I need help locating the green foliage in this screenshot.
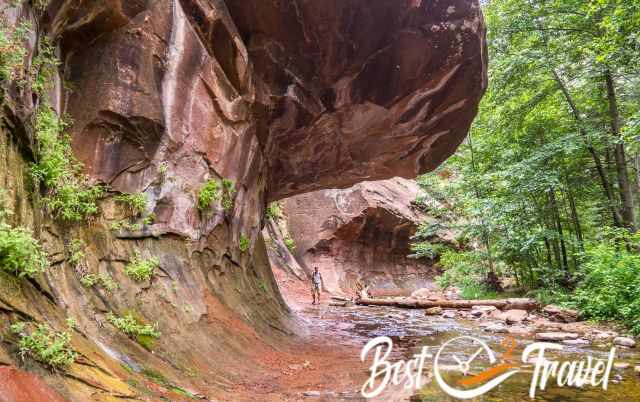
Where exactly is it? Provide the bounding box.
[68,239,84,267]
[435,250,488,295]
[142,213,155,225]
[158,162,167,176]
[570,229,640,334]
[197,179,220,212]
[124,250,159,282]
[140,368,198,398]
[221,179,236,211]
[111,220,143,232]
[98,273,119,292]
[80,273,98,288]
[32,106,104,222]
[12,323,77,369]
[107,312,160,339]
[114,193,146,217]
[239,234,249,252]
[284,236,296,252]
[0,21,28,84]
[408,241,447,261]
[265,202,282,220]
[413,0,640,334]
[197,178,236,213]
[0,222,47,278]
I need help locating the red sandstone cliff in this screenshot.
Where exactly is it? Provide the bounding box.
[0,0,486,399]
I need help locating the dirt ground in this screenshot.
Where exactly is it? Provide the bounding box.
[223,269,369,401]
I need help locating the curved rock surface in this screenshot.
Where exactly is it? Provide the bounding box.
[0,0,485,399]
[280,178,455,296]
[228,0,488,200]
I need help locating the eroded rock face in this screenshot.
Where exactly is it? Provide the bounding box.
[280,178,455,296]
[41,0,487,212]
[0,0,485,399]
[227,0,488,200]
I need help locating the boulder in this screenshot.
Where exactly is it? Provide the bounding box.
[502,309,529,325]
[561,339,591,346]
[442,310,456,319]
[412,288,434,299]
[472,305,498,314]
[484,323,508,333]
[613,337,637,348]
[508,326,534,336]
[425,307,443,316]
[281,178,449,296]
[543,305,579,323]
[535,332,579,342]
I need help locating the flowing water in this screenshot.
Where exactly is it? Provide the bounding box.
[298,305,640,401]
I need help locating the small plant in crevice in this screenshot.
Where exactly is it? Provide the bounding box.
[111,220,143,232]
[158,162,167,176]
[265,202,282,220]
[114,192,146,217]
[239,234,250,252]
[107,312,160,349]
[124,250,159,282]
[197,177,236,213]
[142,213,156,225]
[79,273,98,287]
[67,238,85,267]
[197,179,220,212]
[80,272,119,291]
[0,222,48,278]
[11,321,77,369]
[221,179,236,211]
[284,235,296,253]
[99,273,119,292]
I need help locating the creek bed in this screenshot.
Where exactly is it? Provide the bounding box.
[298,304,640,401]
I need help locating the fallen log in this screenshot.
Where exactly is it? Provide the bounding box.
[356,297,539,311]
[330,296,351,302]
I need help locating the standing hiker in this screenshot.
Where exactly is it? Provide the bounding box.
[311,267,323,305]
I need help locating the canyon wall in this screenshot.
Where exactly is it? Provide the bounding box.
[275,178,456,297]
[0,0,486,400]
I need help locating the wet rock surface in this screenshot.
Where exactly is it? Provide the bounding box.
[0,367,67,402]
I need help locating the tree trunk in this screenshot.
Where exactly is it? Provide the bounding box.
[552,70,622,227]
[356,297,539,311]
[634,153,640,206]
[605,70,636,231]
[548,189,569,281]
[564,184,583,252]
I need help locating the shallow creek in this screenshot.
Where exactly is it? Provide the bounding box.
[297,305,640,401]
